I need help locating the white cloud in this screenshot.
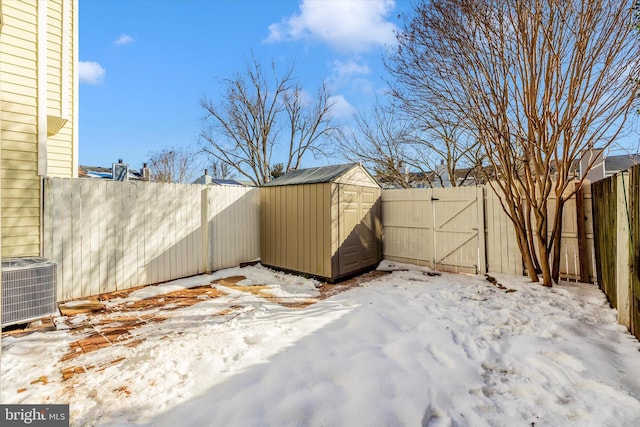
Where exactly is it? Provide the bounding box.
[266,0,398,52]
[328,95,356,119]
[113,34,134,46]
[331,59,371,80]
[79,61,106,85]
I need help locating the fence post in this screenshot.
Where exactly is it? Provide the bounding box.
[616,172,631,327]
[476,186,487,274]
[575,182,590,283]
[201,186,211,274]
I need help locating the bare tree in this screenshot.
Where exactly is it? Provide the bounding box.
[209,160,236,180]
[410,108,485,187]
[338,103,417,188]
[200,55,339,186]
[338,102,483,188]
[147,147,196,183]
[339,93,487,188]
[388,0,640,286]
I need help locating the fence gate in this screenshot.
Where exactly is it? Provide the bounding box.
[381,186,486,274]
[431,187,486,274]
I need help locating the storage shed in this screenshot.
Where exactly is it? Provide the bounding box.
[260,163,382,281]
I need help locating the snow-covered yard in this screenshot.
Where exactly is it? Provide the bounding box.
[2,261,640,426]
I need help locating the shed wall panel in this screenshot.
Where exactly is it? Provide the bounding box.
[261,182,337,278]
[335,166,379,188]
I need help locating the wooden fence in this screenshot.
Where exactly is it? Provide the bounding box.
[43,177,597,302]
[43,178,259,301]
[592,165,640,340]
[381,182,595,281]
[631,165,640,339]
[382,186,487,275]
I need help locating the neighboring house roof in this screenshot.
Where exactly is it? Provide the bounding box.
[375,164,490,189]
[262,163,365,187]
[79,165,146,181]
[192,174,246,186]
[211,178,245,186]
[605,154,640,174]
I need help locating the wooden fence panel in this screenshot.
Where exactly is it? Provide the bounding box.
[381,187,484,274]
[545,182,596,282]
[383,183,594,280]
[592,176,618,308]
[630,165,640,339]
[44,179,260,301]
[484,186,523,275]
[432,186,485,274]
[381,189,433,267]
[207,186,260,271]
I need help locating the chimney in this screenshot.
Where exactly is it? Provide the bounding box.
[204,169,208,176]
[112,159,129,181]
[141,162,150,181]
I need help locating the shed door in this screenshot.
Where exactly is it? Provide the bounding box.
[338,185,381,276]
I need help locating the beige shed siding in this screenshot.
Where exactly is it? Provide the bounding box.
[260,164,382,280]
[334,166,379,188]
[261,183,333,278]
[1,0,41,257]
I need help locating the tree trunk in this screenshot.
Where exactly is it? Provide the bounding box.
[534,201,553,287]
[524,202,542,274]
[514,221,539,282]
[538,238,553,287]
[551,198,565,284]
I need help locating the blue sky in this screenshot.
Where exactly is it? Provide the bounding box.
[79,0,409,171]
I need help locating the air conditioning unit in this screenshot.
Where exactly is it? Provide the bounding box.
[2,257,57,327]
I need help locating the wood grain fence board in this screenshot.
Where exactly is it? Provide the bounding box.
[631,170,636,331]
[147,183,159,285]
[96,181,107,294]
[60,180,73,297]
[69,179,81,299]
[87,180,100,297]
[592,176,617,307]
[79,180,92,297]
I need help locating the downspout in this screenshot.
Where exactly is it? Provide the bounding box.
[38,0,49,256]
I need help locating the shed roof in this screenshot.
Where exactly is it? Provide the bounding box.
[262,163,368,187]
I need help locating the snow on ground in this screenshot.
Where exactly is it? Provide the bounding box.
[2,261,640,426]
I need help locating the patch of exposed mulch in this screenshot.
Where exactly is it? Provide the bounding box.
[217,276,318,308]
[317,270,391,300]
[218,270,392,309]
[7,270,391,384]
[57,284,230,380]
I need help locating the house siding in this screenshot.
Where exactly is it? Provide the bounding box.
[46,0,76,178]
[0,0,77,257]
